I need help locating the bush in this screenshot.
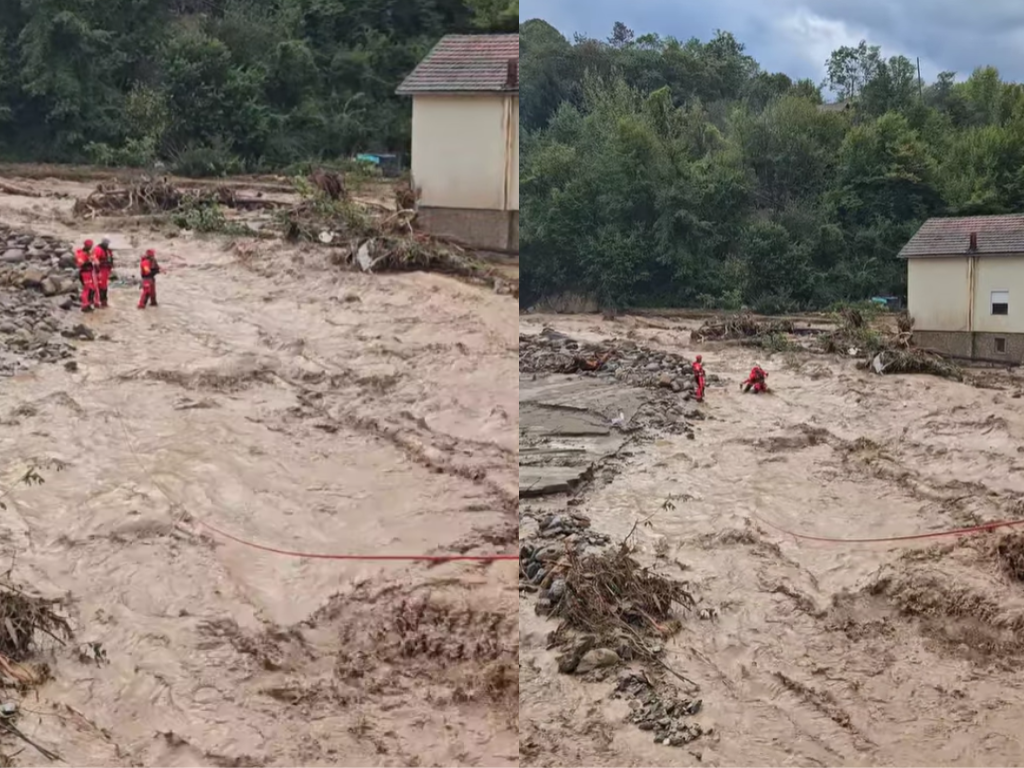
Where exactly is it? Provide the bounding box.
[172,201,250,234]
[84,137,159,168]
[171,144,245,178]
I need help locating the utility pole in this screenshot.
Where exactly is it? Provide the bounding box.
[917,57,924,100]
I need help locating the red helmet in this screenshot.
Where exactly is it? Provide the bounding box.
[83,239,93,248]
[145,249,155,257]
[695,354,702,362]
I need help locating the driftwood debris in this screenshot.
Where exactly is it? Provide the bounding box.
[72,179,285,218]
[0,181,41,198]
[309,169,346,200]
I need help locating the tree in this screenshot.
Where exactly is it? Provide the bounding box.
[0,0,488,169]
[521,20,1024,311]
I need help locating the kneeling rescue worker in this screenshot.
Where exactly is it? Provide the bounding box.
[742,362,768,393]
[94,238,114,308]
[75,239,98,312]
[692,354,706,402]
[138,249,160,309]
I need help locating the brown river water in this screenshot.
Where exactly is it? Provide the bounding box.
[521,313,1024,768]
[0,186,518,766]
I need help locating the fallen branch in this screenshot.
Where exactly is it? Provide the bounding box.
[0,181,41,198]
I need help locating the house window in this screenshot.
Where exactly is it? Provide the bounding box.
[996,337,1007,353]
[992,290,1009,315]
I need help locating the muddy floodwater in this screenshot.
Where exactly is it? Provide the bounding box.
[520,313,1024,767]
[0,185,517,766]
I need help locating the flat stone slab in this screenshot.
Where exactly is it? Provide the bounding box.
[519,374,644,497]
[519,466,591,497]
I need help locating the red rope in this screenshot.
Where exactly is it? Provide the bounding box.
[195,519,517,562]
[750,511,1024,544]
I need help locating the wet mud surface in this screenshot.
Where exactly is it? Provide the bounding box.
[520,313,1024,767]
[0,183,517,766]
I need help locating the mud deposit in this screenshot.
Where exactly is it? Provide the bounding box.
[0,180,517,766]
[520,313,1024,767]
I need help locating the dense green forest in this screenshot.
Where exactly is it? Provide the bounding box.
[0,0,517,175]
[520,18,1024,312]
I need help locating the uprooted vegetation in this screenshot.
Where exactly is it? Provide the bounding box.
[68,174,517,292]
[71,178,282,219]
[279,181,495,280]
[690,314,795,344]
[820,308,963,380]
[530,538,696,675]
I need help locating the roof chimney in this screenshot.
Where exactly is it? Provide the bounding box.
[506,59,518,89]
[969,231,978,252]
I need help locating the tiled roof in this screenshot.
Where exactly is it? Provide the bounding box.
[899,214,1024,258]
[396,34,519,95]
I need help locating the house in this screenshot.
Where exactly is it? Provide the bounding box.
[396,34,518,253]
[900,214,1024,360]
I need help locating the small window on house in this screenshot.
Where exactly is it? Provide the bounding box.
[992,290,1009,315]
[996,337,1007,354]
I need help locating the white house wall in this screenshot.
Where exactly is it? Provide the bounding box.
[972,256,1024,333]
[411,94,505,210]
[907,257,970,332]
[509,96,518,211]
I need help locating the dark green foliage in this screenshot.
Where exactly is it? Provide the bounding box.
[0,0,516,170]
[521,20,1024,311]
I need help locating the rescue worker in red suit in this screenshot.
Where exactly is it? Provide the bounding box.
[742,363,768,394]
[692,354,706,402]
[75,239,98,312]
[138,249,160,309]
[94,238,114,308]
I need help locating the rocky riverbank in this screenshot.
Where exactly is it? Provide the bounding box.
[0,224,95,375]
[519,328,708,757]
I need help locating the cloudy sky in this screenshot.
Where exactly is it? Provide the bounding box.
[520,0,1024,84]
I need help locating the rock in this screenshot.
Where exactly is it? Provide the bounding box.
[20,268,47,290]
[61,324,95,341]
[548,577,566,601]
[1,249,25,264]
[575,648,620,674]
[58,252,76,269]
[63,361,78,372]
[657,372,674,388]
[40,277,61,296]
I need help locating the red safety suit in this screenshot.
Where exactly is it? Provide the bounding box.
[743,366,768,394]
[75,245,97,312]
[138,251,160,309]
[94,244,114,307]
[692,357,706,402]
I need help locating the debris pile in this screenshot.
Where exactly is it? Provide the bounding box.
[819,307,963,380]
[0,573,75,762]
[72,179,282,218]
[542,541,696,666]
[520,329,696,392]
[309,169,346,200]
[690,314,795,343]
[616,672,705,748]
[279,191,505,286]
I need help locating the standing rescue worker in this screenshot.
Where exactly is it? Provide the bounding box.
[742,362,768,394]
[75,239,98,312]
[138,249,160,309]
[94,238,114,308]
[692,354,706,402]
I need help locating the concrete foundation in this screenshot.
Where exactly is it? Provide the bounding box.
[914,330,1024,363]
[418,206,517,252]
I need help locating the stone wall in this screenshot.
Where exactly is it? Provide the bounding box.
[913,329,1024,363]
[417,206,517,252]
